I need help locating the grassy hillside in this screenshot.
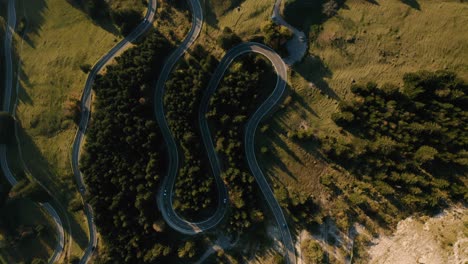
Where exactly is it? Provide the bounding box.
[198,0,274,58]
[252,0,468,260]
[0,199,57,263]
[9,0,122,258]
[266,0,468,196]
[255,0,468,259]
[208,0,246,17]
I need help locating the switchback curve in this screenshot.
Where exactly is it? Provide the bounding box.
[154,0,228,235]
[153,2,296,263]
[200,42,296,264]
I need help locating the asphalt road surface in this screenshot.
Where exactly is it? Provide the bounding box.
[205,42,296,264]
[154,0,229,235]
[70,0,157,263]
[154,2,296,263]
[3,0,299,263]
[1,0,64,263]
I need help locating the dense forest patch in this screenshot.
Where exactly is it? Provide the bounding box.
[291,71,467,216]
[164,46,218,220]
[81,29,202,263]
[207,54,276,233]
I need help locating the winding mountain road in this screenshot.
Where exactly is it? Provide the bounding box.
[154,0,229,235]
[1,0,64,263]
[202,42,296,264]
[4,0,300,263]
[272,0,307,65]
[71,0,157,263]
[242,45,296,264]
[154,1,296,263]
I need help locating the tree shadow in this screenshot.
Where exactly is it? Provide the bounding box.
[400,0,421,10]
[64,0,120,36]
[364,0,380,5]
[15,57,33,106]
[203,0,247,29]
[12,126,89,250]
[260,141,298,181]
[289,89,318,118]
[316,216,347,247]
[17,0,48,49]
[265,118,303,165]
[17,79,33,106]
[1,198,56,262]
[293,55,340,100]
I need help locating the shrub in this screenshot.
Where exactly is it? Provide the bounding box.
[218,27,242,50]
[79,63,91,73]
[111,9,143,36]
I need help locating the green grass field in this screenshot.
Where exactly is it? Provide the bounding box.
[0,199,57,263]
[259,0,468,217]
[8,0,122,259]
[15,0,118,179]
[198,0,274,58]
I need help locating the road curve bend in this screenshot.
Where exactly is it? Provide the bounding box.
[1,0,65,263]
[71,0,157,263]
[201,42,296,264]
[272,0,307,65]
[154,0,229,235]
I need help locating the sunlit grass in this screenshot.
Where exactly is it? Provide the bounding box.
[261,0,468,197]
[12,0,120,258]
